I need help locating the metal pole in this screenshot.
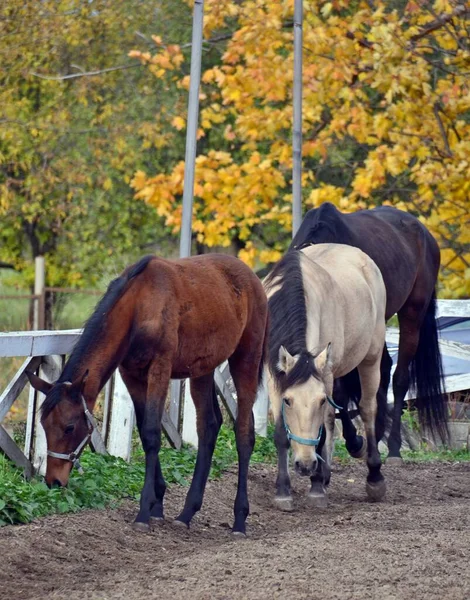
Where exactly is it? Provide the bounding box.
[174,0,204,432]
[33,256,45,330]
[179,0,204,259]
[292,0,303,237]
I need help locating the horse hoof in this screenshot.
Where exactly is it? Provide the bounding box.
[307,492,328,508]
[349,437,367,459]
[150,516,164,527]
[231,530,246,538]
[386,456,404,467]
[273,496,294,512]
[132,521,150,533]
[173,518,189,529]
[366,480,386,502]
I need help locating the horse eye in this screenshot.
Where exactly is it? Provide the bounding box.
[64,424,75,435]
[320,397,326,406]
[283,398,292,408]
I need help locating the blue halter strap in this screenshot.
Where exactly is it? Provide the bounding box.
[281,395,343,447]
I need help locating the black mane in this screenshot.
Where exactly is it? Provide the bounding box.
[290,202,353,251]
[41,255,155,418]
[265,251,319,392]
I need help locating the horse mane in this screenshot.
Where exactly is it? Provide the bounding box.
[290,202,353,250]
[41,255,155,419]
[265,251,319,392]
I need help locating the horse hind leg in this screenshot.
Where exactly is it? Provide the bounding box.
[334,373,367,459]
[228,342,263,535]
[388,311,421,463]
[357,358,386,502]
[174,372,222,528]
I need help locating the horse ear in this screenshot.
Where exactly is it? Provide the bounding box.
[25,371,53,395]
[314,343,332,372]
[278,346,298,374]
[70,369,89,395]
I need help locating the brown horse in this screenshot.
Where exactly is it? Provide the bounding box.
[27,254,268,535]
[291,202,447,461]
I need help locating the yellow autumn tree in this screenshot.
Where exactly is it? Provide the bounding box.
[131,0,470,296]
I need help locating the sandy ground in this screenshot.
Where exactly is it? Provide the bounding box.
[2,461,470,600]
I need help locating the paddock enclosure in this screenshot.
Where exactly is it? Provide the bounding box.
[2,461,470,600]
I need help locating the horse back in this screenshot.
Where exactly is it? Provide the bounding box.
[300,244,386,376]
[126,254,267,378]
[291,203,440,317]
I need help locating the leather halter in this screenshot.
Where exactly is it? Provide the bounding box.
[281,395,343,448]
[47,396,96,475]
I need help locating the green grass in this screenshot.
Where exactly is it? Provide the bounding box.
[0,424,277,526]
[333,438,470,464]
[2,421,468,527]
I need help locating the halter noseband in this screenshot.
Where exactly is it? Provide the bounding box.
[281,395,343,449]
[47,396,96,475]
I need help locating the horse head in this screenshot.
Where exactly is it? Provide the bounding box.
[26,370,92,487]
[275,344,334,476]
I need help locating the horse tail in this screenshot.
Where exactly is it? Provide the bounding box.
[410,291,448,442]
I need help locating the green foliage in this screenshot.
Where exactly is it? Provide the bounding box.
[0,0,185,287]
[0,424,277,526]
[2,421,467,527]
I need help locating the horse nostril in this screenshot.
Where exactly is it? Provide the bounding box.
[52,479,63,488]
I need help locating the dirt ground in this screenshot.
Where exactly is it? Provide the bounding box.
[2,461,470,600]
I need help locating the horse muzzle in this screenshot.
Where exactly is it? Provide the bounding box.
[294,457,317,477]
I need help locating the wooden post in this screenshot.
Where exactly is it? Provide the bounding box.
[32,354,62,475]
[182,380,199,447]
[107,370,135,461]
[169,379,182,430]
[253,377,269,437]
[33,256,45,330]
[292,0,303,236]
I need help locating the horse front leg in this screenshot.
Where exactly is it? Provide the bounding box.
[273,417,293,512]
[308,406,335,508]
[132,359,171,532]
[357,360,386,502]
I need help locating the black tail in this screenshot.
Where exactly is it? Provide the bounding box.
[410,292,448,442]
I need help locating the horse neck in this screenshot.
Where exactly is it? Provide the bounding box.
[61,300,135,407]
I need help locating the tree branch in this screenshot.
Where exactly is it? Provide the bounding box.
[31,63,142,81]
[411,3,468,49]
[433,101,453,158]
[410,4,468,42]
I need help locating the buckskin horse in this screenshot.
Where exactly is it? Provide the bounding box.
[290,202,447,461]
[27,253,268,536]
[264,243,387,510]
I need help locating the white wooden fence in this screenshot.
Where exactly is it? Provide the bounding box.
[385,299,470,401]
[0,329,268,477]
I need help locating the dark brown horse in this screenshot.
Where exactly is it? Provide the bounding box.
[27,254,268,535]
[290,202,447,461]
